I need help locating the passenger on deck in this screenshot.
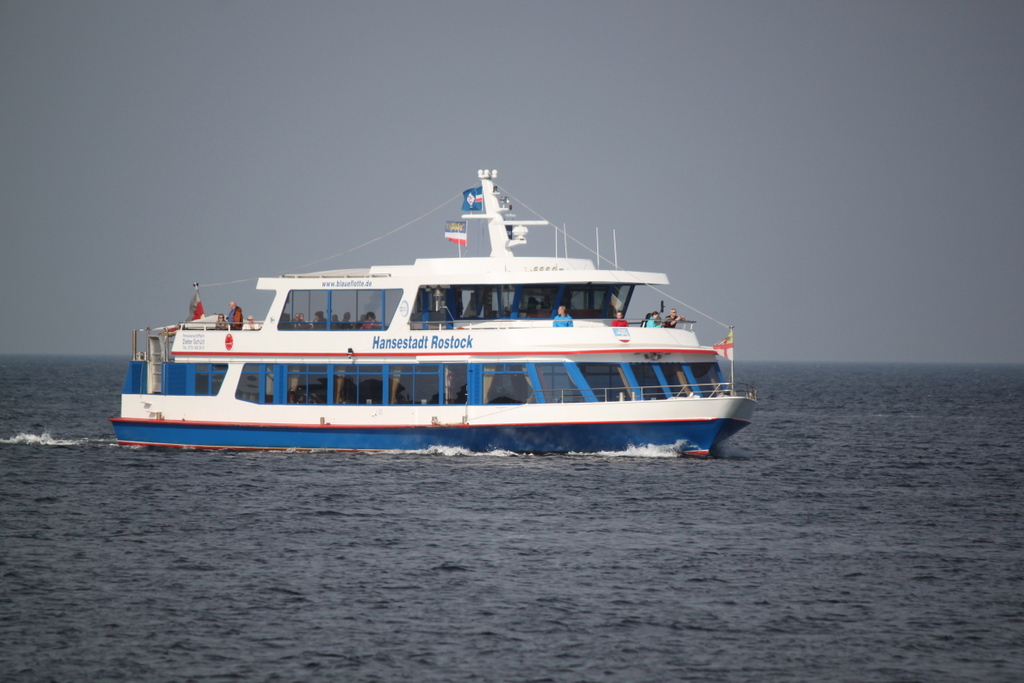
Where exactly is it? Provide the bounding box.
[611,310,629,327]
[643,312,662,328]
[228,301,243,330]
[663,308,686,328]
[361,312,381,330]
[553,305,573,328]
[244,316,261,330]
[215,314,228,330]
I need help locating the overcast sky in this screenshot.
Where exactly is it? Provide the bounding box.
[2,1,1021,363]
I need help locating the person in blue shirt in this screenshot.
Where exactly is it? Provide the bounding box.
[643,311,662,328]
[553,305,573,328]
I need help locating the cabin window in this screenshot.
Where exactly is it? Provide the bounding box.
[287,365,329,404]
[687,363,724,397]
[577,363,631,401]
[519,285,560,319]
[409,283,637,328]
[656,362,692,397]
[412,286,452,328]
[451,285,512,320]
[236,363,275,404]
[482,364,536,404]
[278,289,402,331]
[534,363,585,403]
[230,360,720,406]
[561,285,611,319]
[630,363,670,400]
[444,364,468,404]
[194,364,228,396]
[609,285,634,317]
[389,365,441,405]
[333,365,384,405]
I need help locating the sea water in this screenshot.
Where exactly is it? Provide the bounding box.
[1,357,1022,682]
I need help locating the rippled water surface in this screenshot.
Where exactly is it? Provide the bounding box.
[2,357,1022,681]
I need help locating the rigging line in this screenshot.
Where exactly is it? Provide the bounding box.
[510,193,626,267]
[196,277,258,287]
[197,194,460,287]
[278,192,462,275]
[644,283,730,330]
[508,192,731,330]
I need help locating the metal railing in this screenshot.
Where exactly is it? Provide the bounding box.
[177,320,265,331]
[408,318,697,331]
[148,318,695,333]
[486,382,757,405]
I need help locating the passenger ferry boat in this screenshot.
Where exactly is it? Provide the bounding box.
[111,170,756,455]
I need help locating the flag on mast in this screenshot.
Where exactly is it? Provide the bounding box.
[445,221,468,246]
[462,187,483,211]
[189,285,205,320]
[713,329,734,360]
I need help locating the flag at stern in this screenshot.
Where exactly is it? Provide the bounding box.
[189,284,205,320]
[713,329,734,361]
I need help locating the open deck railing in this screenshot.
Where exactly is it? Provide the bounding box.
[176,321,265,331]
[142,318,694,334]
[408,318,696,331]
[490,382,757,404]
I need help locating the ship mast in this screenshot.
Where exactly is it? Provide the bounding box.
[462,169,549,258]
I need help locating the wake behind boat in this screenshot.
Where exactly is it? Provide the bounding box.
[111,170,756,455]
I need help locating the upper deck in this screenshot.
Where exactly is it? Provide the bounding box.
[147,170,710,362]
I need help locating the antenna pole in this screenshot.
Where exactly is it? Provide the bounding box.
[730,326,735,393]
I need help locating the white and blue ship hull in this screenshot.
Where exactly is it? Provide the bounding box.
[110,416,750,454]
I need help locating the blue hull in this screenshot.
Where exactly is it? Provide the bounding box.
[110,418,750,455]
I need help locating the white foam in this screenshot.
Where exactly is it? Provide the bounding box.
[389,443,691,458]
[579,441,690,458]
[386,445,516,458]
[1,432,82,447]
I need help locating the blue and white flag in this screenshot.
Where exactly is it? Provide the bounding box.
[445,221,468,246]
[462,187,483,211]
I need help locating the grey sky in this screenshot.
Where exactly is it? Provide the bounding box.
[2,1,1021,363]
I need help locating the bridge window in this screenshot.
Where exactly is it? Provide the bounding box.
[561,285,611,319]
[519,285,560,319]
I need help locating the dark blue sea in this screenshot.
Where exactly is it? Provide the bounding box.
[2,357,1022,682]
